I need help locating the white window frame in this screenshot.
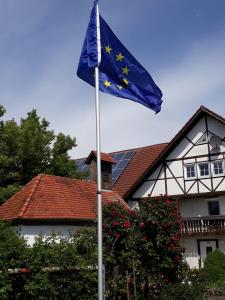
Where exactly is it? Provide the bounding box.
[184,163,196,180]
[197,162,210,178]
[212,160,224,177]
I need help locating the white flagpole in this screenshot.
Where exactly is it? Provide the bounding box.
[95,2,104,300]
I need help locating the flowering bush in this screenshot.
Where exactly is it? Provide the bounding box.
[103,196,186,298]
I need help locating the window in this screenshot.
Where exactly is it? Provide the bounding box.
[208,201,220,215]
[185,164,196,179]
[198,163,210,177]
[213,160,224,176]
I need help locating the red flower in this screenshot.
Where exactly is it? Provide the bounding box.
[165,199,171,204]
[171,234,179,241]
[163,223,170,230]
[112,221,120,227]
[123,220,131,228]
[115,232,120,238]
[168,242,175,250]
[139,222,145,229]
[175,255,181,262]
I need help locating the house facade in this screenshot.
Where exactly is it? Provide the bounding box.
[127,106,225,268]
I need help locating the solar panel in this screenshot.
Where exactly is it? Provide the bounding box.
[75,150,135,184]
[111,150,135,183]
[75,158,89,173]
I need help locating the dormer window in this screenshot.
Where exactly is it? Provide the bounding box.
[185,164,196,179]
[212,160,224,176]
[198,162,210,178]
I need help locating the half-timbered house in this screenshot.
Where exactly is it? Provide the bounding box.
[126,106,225,268]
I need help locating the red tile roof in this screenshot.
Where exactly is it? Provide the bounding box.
[112,143,168,199]
[0,174,129,221]
[85,151,116,164]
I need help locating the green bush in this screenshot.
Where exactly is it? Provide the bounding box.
[204,249,225,283]
[160,282,204,300]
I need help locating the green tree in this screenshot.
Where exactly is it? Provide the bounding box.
[0,106,85,204]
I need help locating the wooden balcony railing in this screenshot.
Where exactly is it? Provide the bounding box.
[181,215,225,235]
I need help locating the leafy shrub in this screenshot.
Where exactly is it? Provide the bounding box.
[160,282,204,300]
[204,249,225,283]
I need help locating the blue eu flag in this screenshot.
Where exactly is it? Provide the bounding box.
[77,0,163,113]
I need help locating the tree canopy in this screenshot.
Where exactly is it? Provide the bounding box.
[0,106,85,204]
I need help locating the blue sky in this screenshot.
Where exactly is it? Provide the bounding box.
[1,0,225,158]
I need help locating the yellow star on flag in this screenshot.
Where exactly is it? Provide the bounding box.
[116,53,124,62]
[105,45,112,54]
[103,80,111,88]
[123,78,129,86]
[122,66,130,75]
[117,85,123,90]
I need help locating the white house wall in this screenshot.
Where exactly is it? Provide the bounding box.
[180,196,225,218]
[14,224,81,246]
[181,235,225,269]
[180,237,199,269]
[167,139,192,160]
[208,117,225,149]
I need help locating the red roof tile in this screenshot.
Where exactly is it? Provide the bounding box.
[85,151,116,164]
[0,174,129,221]
[112,143,168,199]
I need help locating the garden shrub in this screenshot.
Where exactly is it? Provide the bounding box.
[203,249,225,283]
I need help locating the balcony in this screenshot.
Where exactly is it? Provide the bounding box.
[181,215,225,235]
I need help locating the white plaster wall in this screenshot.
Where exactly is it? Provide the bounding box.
[133,181,155,198]
[167,160,183,177]
[215,180,225,192]
[147,164,163,180]
[14,225,81,246]
[208,117,225,152]
[151,180,166,197]
[218,196,225,214]
[167,179,183,195]
[180,196,225,218]
[186,144,208,157]
[181,235,225,269]
[167,139,192,160]
[186,117,206,144]
[180,237,199,269]
[218,238,225,253]
[187,182,198,194]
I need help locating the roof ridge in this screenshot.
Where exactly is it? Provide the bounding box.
[109,142,168,154]
[18,174,43,218]
[76,143,169,160]
[40,173,96,185]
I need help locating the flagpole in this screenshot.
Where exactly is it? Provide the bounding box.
[95,2,104,300]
